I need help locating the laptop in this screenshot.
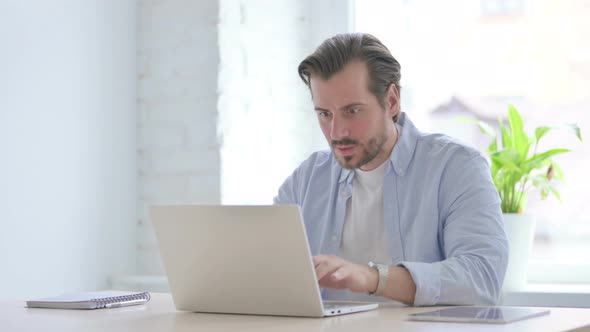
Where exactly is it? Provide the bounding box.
[151,204,378,317]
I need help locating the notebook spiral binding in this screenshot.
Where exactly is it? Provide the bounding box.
[91,292,151,309]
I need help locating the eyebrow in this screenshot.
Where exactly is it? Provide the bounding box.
[314,102,367,112]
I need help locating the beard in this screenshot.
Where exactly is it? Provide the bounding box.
[331,128,389,170]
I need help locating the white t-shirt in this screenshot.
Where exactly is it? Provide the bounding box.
[328,160,392,302]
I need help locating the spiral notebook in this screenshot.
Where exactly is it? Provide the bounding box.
[26,292,151,310]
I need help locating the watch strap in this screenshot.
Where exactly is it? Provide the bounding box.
[368,261,388,296]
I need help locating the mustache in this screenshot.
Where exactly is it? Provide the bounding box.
[331,139,359,146]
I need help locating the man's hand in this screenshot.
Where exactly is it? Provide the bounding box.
[312,255,378,294]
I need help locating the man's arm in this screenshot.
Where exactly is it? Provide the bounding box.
[274,170,299,205]
[400,154,508,305]
[314,153,508,306]
[313,255,416,304]
[377,266,416,304]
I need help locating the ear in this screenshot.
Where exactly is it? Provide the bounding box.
[385,84,400,119]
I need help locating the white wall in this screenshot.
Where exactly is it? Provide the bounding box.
[136,0,354,209]
[219,0,353,204]
[0,0,136,300]
[136,0,221,275]
[128,0,353,281]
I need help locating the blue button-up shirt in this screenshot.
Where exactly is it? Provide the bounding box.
[274,113,508,306]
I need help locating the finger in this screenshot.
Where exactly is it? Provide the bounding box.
[315,259,339,281]
[312,255,327,268]
[314,256,343,281]
[319,265,352,289]
[321,263,371,293]
[319,272,346,289]
[330,264,354,283]
[313,254,339,267]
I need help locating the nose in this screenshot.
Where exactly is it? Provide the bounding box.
[329,116,350,141]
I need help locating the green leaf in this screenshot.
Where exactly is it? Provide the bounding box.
[559,123,583,142]
[524,148,571,171]
[488,136,498,154]
[549,185,562,201]
[455,117,497,138]
[532,174,551,199]
[541,187,549,200]
[532,173,548,186]
[530,173,563,202]
[491,147,522,166]
[552,162,565,181]
[535,126,551,143]
[493,163,525,198]
[478,121,496,138]
[500,120,511,149]
[462,102,582,213]
[535,124,582,143]
[508,104,531,160]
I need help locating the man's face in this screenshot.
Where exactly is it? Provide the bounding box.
[310,61,399,170]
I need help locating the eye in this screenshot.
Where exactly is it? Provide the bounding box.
[346,108,360,115]
[316,111,331,118]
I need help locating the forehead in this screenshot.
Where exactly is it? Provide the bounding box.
[309,60,372,108]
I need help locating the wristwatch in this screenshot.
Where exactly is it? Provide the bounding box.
[368,261,388,296]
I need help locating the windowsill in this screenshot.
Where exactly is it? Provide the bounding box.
[111,275,590,308]
[109,275,170,293]
[502,283,590,308]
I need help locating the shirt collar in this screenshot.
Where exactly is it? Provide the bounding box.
[389,112,419,177]
[337,112,419,183]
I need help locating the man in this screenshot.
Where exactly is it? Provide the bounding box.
[274,33,508,306]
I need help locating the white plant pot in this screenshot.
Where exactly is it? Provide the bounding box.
[502,213,536,292]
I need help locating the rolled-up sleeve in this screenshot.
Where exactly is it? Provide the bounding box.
[400,154,508,306]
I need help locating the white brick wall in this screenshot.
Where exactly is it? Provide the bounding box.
[218,0,328,205]
[134,0,351,278]
[137,0,220,275]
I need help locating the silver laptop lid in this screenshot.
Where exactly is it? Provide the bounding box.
[151,205,326,317]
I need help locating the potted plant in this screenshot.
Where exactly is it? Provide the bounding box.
[469,104,582,291]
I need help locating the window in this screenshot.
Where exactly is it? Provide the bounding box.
[356,0,590,283]
[481,0,524,17]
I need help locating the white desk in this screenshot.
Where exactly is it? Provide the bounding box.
[2,293,590,332]
[110,275,590,308]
